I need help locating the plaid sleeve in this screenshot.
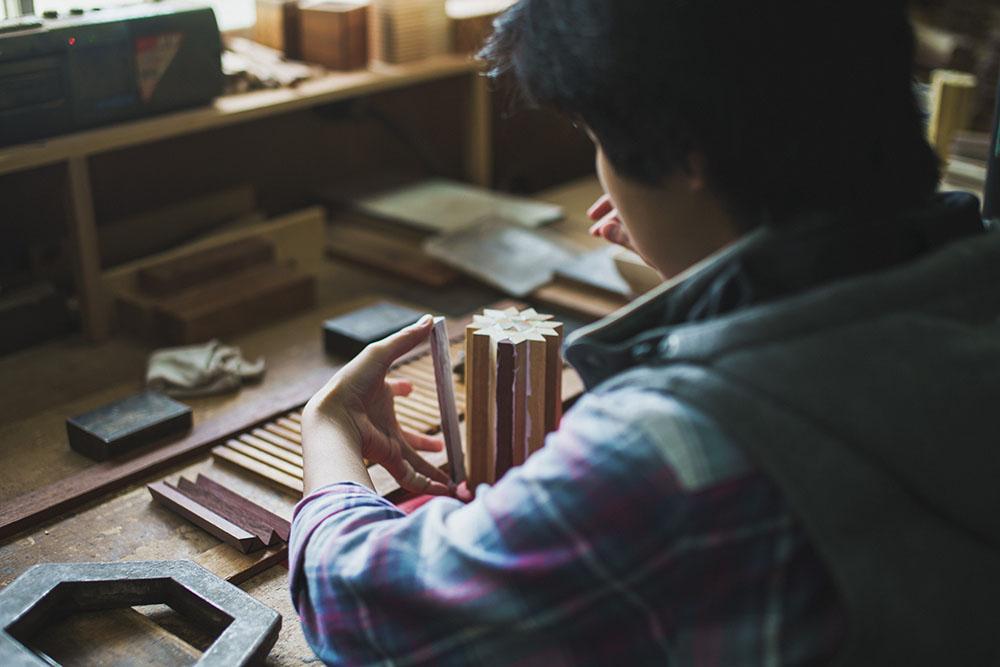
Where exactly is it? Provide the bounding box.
[289,388,763,665]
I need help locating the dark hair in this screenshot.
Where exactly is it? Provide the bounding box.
[481,0,941,228]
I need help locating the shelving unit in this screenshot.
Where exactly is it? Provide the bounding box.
[0,54,492,340]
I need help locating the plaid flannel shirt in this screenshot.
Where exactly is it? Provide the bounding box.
[290,386,844,665]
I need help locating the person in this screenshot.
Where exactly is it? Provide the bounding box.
[290,1,1000,664]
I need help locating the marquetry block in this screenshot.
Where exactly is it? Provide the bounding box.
[67,391,192,461]
[465,307,563,489]
[254,0,302,59]
[300,1,369,70]
[369,0,448,64]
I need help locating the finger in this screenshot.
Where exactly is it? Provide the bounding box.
[587,194,614,221]
[362,314,434,368]
[402,445,452,488]
[402,429,445,452]
[588,208,620,237]
[387,379,413,397]
[455,481,474,502]
[398,458,452,496]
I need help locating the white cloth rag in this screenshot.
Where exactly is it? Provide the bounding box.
[146,340,265,397]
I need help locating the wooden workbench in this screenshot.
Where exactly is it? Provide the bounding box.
[0,177,605,665]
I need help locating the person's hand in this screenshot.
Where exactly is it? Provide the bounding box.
[587,194,636,252]
[303,315,453,496]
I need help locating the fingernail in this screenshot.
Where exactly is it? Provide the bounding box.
[417,314,433,326]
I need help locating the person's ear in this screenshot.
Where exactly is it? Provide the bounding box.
[683,151,708,191]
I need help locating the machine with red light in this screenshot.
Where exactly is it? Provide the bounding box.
[0,2,222,147]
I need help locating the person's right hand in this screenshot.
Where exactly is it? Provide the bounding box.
[587,194,636,253]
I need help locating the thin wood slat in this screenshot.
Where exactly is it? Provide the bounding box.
[175,477,282,546]
[147,481,264,553]
[195,473,291,541]
[194,543,289,586]
[224,439,304,479]
[212,446,304,494]
[238,433,304,467]
[430,317,465,484]
[251,427,302,454]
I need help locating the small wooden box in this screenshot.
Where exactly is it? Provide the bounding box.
[300,2,369,71]
[67,392,192,461]
[254,0,302,59]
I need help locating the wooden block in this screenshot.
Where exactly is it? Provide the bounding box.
[147,480,265,553]
[137,237,276,297]
[195,473,291,541]
[176,476,282,546]
[99,186,258,268]
[448,1,509,54]
[153,263,316,344]
[300,2,369,71]
[326,223,459,287]
[323,301,424,357]
[494,339,515,480]
[928,69,978,163]
[194,543,289,585]
[430,317,465,483]
[67,392,192,461]
[254,0,302,58]
[105,206,326,334]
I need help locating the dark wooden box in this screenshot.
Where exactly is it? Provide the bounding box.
[67,391,193,461]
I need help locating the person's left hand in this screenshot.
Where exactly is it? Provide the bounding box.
[303,314,453,496]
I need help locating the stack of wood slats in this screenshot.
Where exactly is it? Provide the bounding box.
[370,0,448,64]
[148,473,291,554]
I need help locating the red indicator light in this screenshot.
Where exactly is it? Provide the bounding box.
[68,37,76,46]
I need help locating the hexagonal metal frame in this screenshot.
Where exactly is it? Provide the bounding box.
[0,560,281,666]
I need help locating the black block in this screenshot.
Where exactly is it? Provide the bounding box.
[323,301,424,358]
[66,391,192,461]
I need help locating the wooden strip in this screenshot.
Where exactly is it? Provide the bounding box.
[393,401,437,423]
[225,440,304,478]
[147,481,264,553]
[251,427,302,454]
[467,326,494,488]
[276,417,301,433]
[544,323,565,434]
[212,446,304,494]
[526,336,548,455]
[264,423,302,444]
[0,301,520,540]
[401,390,441,410]
[512,338,529,467]
[398,415,433,433]
[238,434,304,467]
[287,412,302,422]
[194,543,289,586]
[176,476,281,546]
[195,473,291,541]
[495,339,515,481]
[430,317,466,484]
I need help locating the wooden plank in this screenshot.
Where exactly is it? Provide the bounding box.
[176,476,282,546]
[212,446,305,495]
[0,56,481,177]
[276,417,301,433]
[66,156,108,341]
[511,338,528,467]
[430,317,466,483]
[264,423,302,444]
[147,481,264,553]
[326,223,459,287]
[239,433,304,466]
[137,237,275,297]
[223,440,304,479]
[154,263,317,344]
[525,335,547,455]
[99,186,259,268]
[195,473,291,541]
[251,427,302,454]
[464,70,493,187]
[928,70,978,163]
[194,542,289,586]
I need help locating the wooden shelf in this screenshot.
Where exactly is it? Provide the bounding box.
[0,54,481,177]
